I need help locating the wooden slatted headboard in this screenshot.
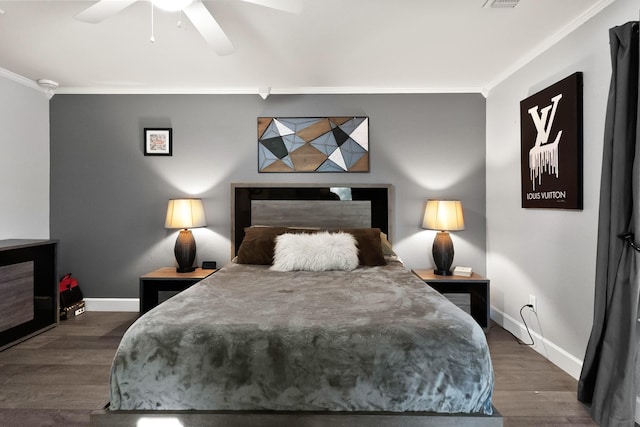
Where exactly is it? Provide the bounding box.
[231,183,393,257]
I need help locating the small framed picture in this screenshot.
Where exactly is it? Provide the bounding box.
[144,128,172,156]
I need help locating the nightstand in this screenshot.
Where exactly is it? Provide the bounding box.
[139,267,215,314]
[412,268,490,330]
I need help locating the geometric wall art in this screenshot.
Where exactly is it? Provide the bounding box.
[520,72,583,209]
[258,117,369,172]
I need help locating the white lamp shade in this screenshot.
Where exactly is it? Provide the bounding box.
[422,200,465,231]
[165,199,206,229]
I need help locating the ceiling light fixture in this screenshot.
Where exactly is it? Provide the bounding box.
[151,0,193,12]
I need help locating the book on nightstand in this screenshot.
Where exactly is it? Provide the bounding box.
[452,266,473,277]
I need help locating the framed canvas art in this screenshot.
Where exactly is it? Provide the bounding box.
[258,117,369,172]
[520,73,583,209]
[144,128,172,156]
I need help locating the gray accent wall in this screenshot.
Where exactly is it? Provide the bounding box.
[50,94,486,298]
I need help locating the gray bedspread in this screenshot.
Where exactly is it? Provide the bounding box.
[110,261,494,414]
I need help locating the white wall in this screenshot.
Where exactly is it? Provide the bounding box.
[486,0,638,379]
[0,72,50,239]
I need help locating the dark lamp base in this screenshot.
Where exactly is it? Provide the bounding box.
[432,231,455,277]
[174,229,197,273]
[433,269,453,276]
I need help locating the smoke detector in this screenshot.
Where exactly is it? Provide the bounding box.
[483,0,519,8]
[37,79,59,89]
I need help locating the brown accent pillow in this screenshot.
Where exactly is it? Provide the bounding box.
[236,226,288,265]
[380,232,397,257]
[237,226,386,266]
[333,228,387,266]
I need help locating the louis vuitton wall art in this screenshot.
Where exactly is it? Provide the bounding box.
[520,72,583,209]
[258,117,369,173]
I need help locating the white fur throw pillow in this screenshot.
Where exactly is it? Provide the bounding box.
[271,232,359,272]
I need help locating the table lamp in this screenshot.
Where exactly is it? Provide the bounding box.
[165,198,206,272]
[422,199,465,276]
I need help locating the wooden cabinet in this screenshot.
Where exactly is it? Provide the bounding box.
[0,239,57,350]
[412,268,490,331]
[139,267,215,314]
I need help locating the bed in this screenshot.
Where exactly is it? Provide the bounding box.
[91,183,501,427]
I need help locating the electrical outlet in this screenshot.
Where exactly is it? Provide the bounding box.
[528,295,537,313]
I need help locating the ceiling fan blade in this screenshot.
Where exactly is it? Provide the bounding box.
[183,1,235,56]
[241,0,303,14]
[73,0,138,23]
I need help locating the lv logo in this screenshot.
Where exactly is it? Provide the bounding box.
[527,94,563,190]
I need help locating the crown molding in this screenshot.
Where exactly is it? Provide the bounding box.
[53,85,486,97]
[268,87,483,95]
[0,66,38,90]
[483,0,616,95]
[0,67,54,99]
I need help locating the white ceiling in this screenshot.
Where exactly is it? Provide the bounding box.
[0,0,614,96]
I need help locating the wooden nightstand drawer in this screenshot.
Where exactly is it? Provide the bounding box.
[139,267,215,314]
[442,293,471,315]
[412,268,490,330]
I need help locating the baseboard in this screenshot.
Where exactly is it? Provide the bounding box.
[490,306,583,380]
[83,298,139,312]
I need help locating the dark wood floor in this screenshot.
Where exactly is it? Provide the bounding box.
[0,312,596,427]
[487,324,596,426]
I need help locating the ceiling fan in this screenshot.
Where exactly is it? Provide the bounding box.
[73,0,302,56]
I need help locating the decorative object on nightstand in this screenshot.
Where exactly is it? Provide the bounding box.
[165,198,207,273]
[422,199,465,276]
[201,261,217,269]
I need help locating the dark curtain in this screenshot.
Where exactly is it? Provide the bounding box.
[578,21,640,427]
